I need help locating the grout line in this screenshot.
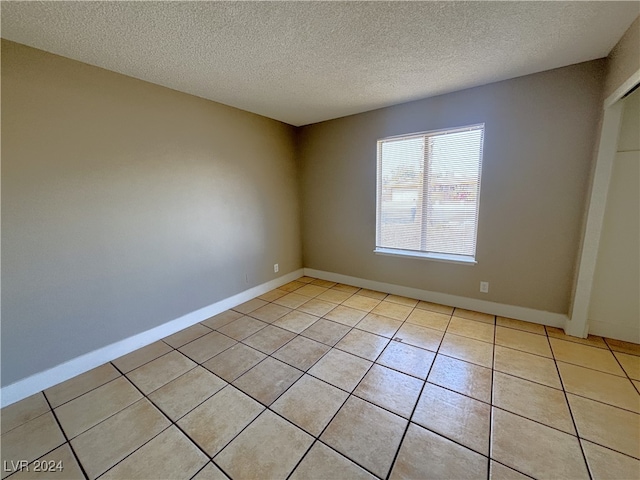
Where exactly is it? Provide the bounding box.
[382,305,450,480]
[41,392,90,480]
[104,363,230,480]
[487,315,497,480]
[605,339,640,395]
[545,332,593,480]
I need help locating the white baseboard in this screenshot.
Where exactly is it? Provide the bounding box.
[0,269,303,408]
[587,319,640,344]
[304,268,568,328]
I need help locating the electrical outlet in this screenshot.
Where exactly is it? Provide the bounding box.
[274,264,279,273]
[480,281,489,293]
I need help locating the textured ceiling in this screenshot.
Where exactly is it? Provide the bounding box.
[2,1,638,126]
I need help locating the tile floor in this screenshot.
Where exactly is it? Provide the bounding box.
[2,276,639,479]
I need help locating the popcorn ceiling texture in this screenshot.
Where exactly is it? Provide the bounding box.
[1,1,638,126]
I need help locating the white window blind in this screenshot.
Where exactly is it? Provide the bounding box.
[375,124,484,262]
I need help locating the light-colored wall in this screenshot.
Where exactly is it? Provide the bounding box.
[299,60,605,314]
[1,40,301,386]
[588,88,640,342]
[604,15,640,100]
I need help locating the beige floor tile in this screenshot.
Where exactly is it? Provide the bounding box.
[7,444,84,480]
[148,366,226,420]
[163,323,212,348]
[279,280,306,292]
[127,350,196,394]
[321,396,407,478]
[200,310,242,330]
[317,288,353,304]
[308,349,372,392]
[582,439,640,480]
[191,463,228,480]
[493,345,562,389]
[342,294,382,312]
[247,303,291,323]
[406,308,450,331]
[177,385,264,457]
[242,325,296,354]
[55,376,142,438]
[547,327,608,348]
[496,316,546,335]
[453,308,495,324]
[301,318,351,346]
[558,362,639,412]
[217,316,267,341]
[371,301,413,321]
[615,351,640,380]
[495,326,551,358]
[273,292,309,309]
[357,288,388,300]
[491,407,589,479]
[289,441,376,480]
[202,343,266,382]
[550,338,625,376]
[447,316,495,343]
[0,393,49,435]
[428,354,492,403]
[0,412,65,479]
[376,341,435,379]
[605,338,640,356]
[297,298,336,317]
[272,336,330,371]
[439,332,494,367]
[394,323,444,351]
[635,380,640,392]
[413,382,490,455]
[331,283,360,294]
[493,371,575,434]
[384,294,419,307]
[113,341,174,373]
[101,425,208,480]
[298,276,316,283]
[296,284,330,298]
[273,310,319,333]
[335,329,389,361]
[215,410,313,480]
[310,278,337,288]
[568,393,640,459]
[272,375,348,436]
[45,363,121,407]
[390,422,488,480]
[178,331,237,363]
[232,298,268,314]
[355,313,402,338]
[354,364,423,418]
[71,399,170,479]
[416,300,454,315]
[324,305,367,326]
[233,357,302,405]
[489,461,530,480]
[257,288,288,302]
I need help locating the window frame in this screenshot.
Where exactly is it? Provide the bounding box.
[374,123,485,265]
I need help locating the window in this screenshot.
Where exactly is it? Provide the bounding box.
[375,124,484,264]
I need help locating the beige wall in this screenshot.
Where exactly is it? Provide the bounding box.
[1,40,301,386]
[588,88,640,342]
[299,61,605,314]
[604,15,640,100]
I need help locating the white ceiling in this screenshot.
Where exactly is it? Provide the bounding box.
[2,1,638,126]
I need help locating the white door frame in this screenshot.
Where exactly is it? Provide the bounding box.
[565,69,640,337]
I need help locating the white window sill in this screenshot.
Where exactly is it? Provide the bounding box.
[373,247,477,265]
